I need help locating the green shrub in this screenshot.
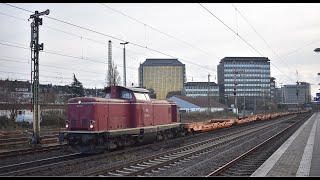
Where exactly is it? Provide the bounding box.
[0,116,31,130]
[41,110,66,128]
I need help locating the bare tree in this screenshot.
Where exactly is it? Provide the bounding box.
[107,61,121,87]
[0,86,29,121]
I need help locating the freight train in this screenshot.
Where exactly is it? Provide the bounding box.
[58,85,305,154]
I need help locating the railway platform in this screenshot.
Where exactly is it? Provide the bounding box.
[251,112,320,177]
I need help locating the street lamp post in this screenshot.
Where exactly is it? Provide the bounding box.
[280,82,283,111]
[120,42,129,87]
[233,69,238,115]
[240,71,246,118]
[296,81,300,114]
[314,48,320,110]
[225,94,228,117]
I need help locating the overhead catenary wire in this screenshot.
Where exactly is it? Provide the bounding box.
[1,4,300,86]
[0,10,150,60]
[0,57,138,80]
[0,40,139,87]
[3,3,217,73]
[4,3,314,87]
[0,5,221,85]
[273,40,320,60]
[231,4,296,70]
[0,41,139,70]
[0,57,106,75]
[4,16,149,68]
[99,3,220,60]
[0,70,105,83]
[198,3,296,83]
[0,77,72,84]
[0,11,219,87]
[198,3,264,57]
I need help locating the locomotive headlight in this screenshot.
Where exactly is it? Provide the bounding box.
[65,120,69,128]
[90,120,95,129]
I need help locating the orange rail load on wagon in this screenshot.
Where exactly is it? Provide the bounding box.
[185,119,235,132]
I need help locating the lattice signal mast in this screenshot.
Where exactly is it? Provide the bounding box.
[29,9,50,144]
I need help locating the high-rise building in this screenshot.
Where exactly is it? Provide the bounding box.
[217,57,271,111]
[139,59,186,99]
[282,82,311,104]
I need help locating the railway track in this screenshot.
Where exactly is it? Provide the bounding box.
[0,135,59,149]
[0,114,303,176]
[205,113,311,176]
[0,134,58,144]
[0,143,67,159]
[0,153,83,176]
[82,114,299,176]
[0,129,65,154]
[0,114,294,176]
[0,128,64,138]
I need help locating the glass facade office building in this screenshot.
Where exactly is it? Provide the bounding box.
[217,57,271,110]
[282,82,311,104]
[217,57,271,97]
[139,59,186,99]
[183,82,220,98]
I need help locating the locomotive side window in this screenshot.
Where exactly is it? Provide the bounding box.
[134,92,150,100]
[104,88,111,98]
[105,93,111,98]
[121,90,133,99]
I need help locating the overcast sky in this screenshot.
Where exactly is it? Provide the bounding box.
[0,3,320,97]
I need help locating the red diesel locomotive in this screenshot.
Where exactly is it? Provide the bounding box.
[60,85,183,153]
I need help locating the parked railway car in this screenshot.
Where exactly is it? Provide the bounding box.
[59,86,184,153]
[184,111,308,133]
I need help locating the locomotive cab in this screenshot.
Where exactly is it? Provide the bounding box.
[104,86,151,102]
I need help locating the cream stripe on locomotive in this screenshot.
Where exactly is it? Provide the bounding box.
[61,122,182,134]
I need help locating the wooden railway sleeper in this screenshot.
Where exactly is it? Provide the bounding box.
[115,170,131,174]
[123,167,138,172]
[143,161,158,165]
[107,172,123,176]
[136,163,150,167]
[148,160,162,164]
[130,166,144,170]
